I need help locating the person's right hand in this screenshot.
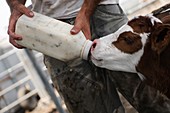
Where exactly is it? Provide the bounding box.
[7,0,34,49]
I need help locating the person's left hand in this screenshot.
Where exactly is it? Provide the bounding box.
[70,11,91,40]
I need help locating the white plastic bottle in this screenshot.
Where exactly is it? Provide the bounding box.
[15,12,92,61]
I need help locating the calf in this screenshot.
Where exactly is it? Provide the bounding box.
[90,8,170,98]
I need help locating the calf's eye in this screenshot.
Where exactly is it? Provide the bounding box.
[124,37,134,45]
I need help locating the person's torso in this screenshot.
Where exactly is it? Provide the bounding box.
[31,0,119,19]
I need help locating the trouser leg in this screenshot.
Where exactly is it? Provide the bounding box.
[44,57,125,113]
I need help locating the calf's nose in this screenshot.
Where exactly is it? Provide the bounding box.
[91,39,98,51]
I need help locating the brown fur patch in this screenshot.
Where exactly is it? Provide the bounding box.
[128,16,153,33]
[112,31,142,54]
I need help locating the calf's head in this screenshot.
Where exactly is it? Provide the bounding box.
[91,15,170,75]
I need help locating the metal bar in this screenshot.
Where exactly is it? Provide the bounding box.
[0,76,30,96]
[25,49,66,113]
[16,50,49,98]
[0,89,37,113]
[0,49,16,60]
[0,62,23,79]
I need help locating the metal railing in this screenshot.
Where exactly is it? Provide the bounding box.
[0,38,49,113]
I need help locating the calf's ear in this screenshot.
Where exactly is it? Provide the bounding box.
[161,15,170,24]
[151,24,170,54]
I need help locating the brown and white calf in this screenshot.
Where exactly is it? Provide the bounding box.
[90,10,170,98]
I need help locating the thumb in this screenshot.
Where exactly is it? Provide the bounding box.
[17,4,34,17]
[70,25,81,35]
[13,1,34,17]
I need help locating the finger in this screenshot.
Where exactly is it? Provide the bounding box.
[8,15,22,40]
[16,4,34,17]
[71,22,92,39]
[8,30,22,40]
[82,30,91,40]
[70,25,81,35]
[9,38,24,49]
[82,26,91,40]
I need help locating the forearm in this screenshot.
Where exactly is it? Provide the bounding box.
[80,0,102,17]
[6,0,26,12]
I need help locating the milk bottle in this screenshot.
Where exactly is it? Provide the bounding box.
[15,12,92,61]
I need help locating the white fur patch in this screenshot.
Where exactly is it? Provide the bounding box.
[146,14,162,25]
[91,24,149,73]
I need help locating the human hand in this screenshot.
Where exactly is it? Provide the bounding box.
[70,11,91,40]
[7,0,34,49]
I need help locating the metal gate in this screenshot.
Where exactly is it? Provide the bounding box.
[0,38,49,113]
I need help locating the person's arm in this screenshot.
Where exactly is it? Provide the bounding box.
[6,0,34,48]
[70,0,102,40]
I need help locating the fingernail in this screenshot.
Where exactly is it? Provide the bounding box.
[71,29,75,32]
[18,36,22,40]
[70,29,76,35]
[29,12,34,16]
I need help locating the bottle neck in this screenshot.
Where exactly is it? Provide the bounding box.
[81,40,93,60]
